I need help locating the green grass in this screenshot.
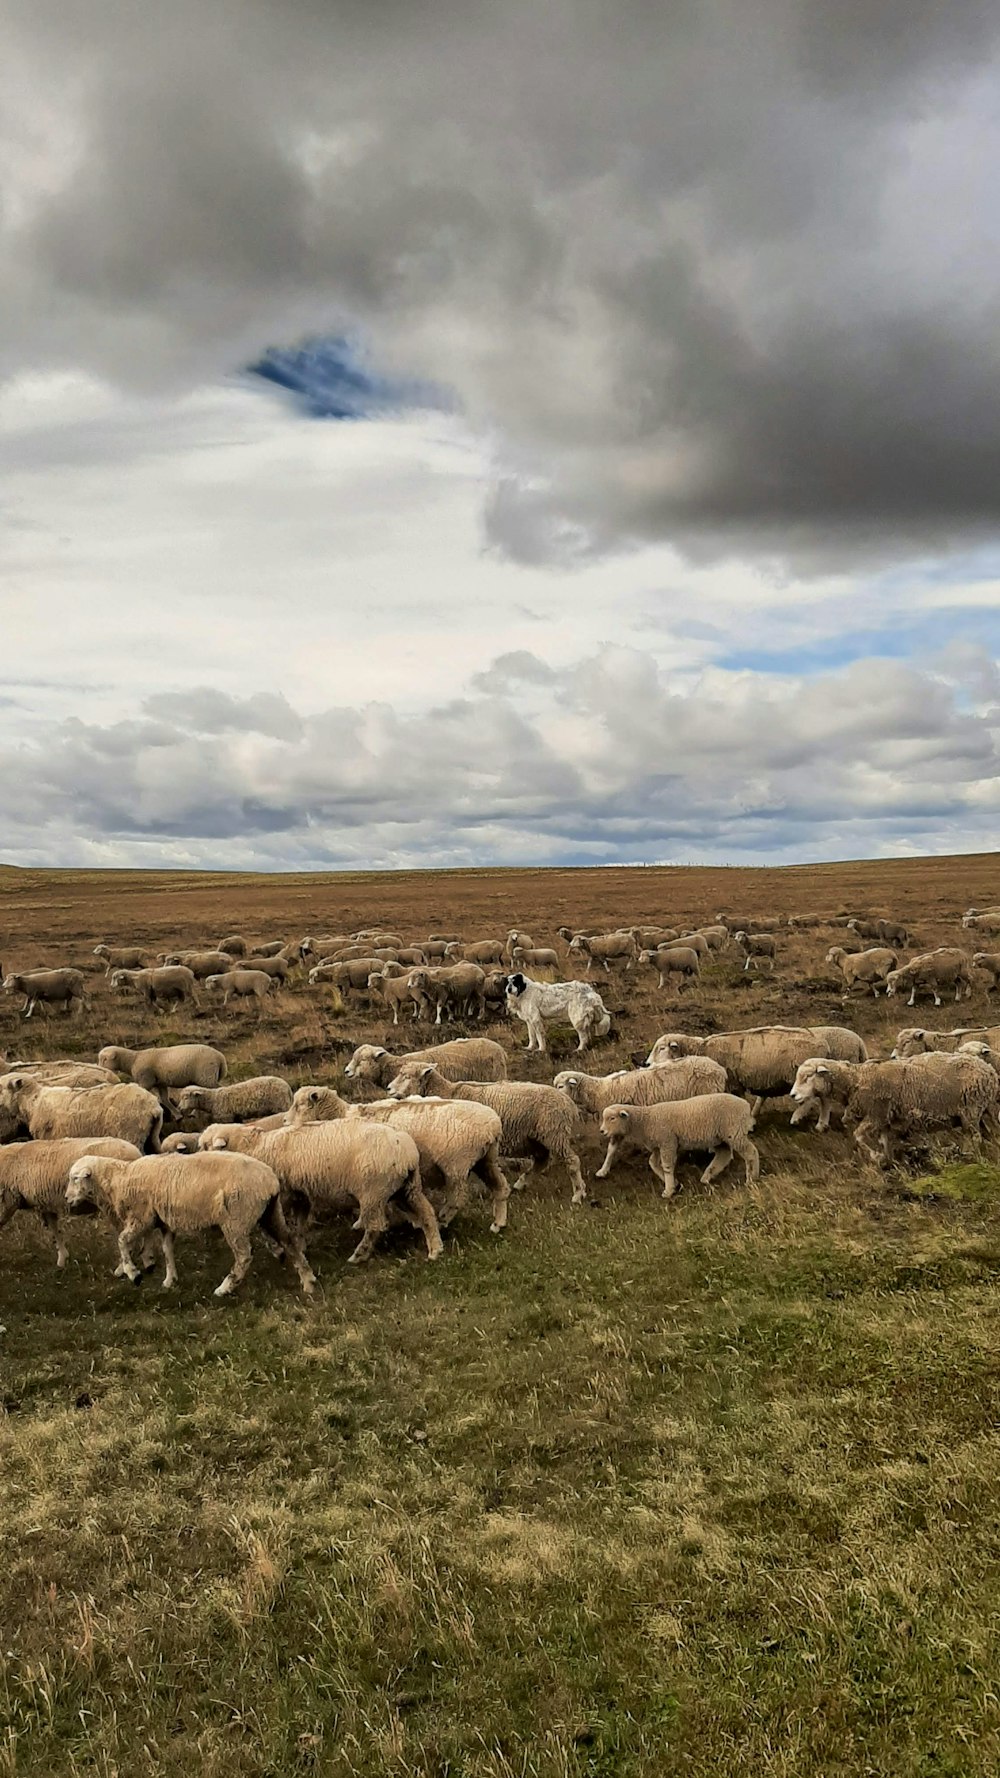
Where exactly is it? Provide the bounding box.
[4,1155,1000,1777]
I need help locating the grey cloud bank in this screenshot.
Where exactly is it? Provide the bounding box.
[5,0,1000,565]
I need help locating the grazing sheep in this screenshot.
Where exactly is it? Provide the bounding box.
[203,969,276,1012]
[553,1055,728,1119]
[66,1151,314,1296]
[504,972,611,1054]
[110,965,198,1011]
[826,946,898,996]
[789,1053,999,1161]
[97,1044,227,1105]
[973,953,1000,995]
[646,1026,840,1113]
[637,946,701,990]
[734,932,777,969]
[93,945,147,974]
[890,1025,1000,1058]
[885,950,975,1008]
[344,1038,508,1088]
[0,1136,141,1268]
[0,1074,163,1151]
[174,1077,293,1128]
[159,950,238,979]
[385,1063,588,1206]
[2,968,88,1018]
[286,1085,510,1232]
[963,912,1000,935]
[207,1119,442,1265]
[445,940,506,966]
[218,936,249,957]
[405,964,487,1023]
[596,1096,760,1200]
[568,931,637,973]
[510,946,560,972]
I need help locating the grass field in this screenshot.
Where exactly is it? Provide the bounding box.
[2,856,1000,1777]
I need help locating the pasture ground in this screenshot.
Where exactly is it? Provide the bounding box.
[2,855,1000,1777]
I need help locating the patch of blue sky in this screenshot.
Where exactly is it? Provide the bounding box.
[715,606,1000,676]
[245,334,446,419]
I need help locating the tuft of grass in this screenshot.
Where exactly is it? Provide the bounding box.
[905,1161,1000,1204]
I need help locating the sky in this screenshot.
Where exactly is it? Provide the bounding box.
[2,0,1000,871]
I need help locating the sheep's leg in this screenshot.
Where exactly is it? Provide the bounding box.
[215,1228,253,1296]
[595,1137,622,1180]
[436,1171,468,1228]
[908,988,916,1007]
[116,1222,143,1285]
[508,1154,535,1192]
[852,1119,883,1167]
[348,1203,390,1263]
[259,1195,316,1296]
[657,1141,679,1200]
[700,1143,733,1186]
[37,1211,68,1269]
[160,1230,178,1290]
[558,1142,587,1206]
[736,1138,761,1185]
[476,1148,511,1233]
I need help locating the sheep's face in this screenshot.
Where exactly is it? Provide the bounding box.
[1,975,20,994]
[386,1065,426,1099]
[790,1062,831,1105]
[553,1072,582,1100]
[66,1161,96,1207]
[891,1030,926,1057]
[884,973,902,997]
[176,1088,201,1111]
[204,976,223,993]
[599,1107,631,1138]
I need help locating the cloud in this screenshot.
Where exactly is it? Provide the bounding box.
[1,646,997,870]
[4,0,1000,565]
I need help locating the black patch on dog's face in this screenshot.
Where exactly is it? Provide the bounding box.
[505,972,527,997]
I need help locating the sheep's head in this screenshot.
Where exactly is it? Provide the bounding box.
[1,975,20,993]
[161,1133,198,1153]
[884,972,902,997]
[93,945,108,957]
[568,936,585,952]
[387,1063,432,1099]
[733,931,748,947]
[789,1061,832,1104]
[175,1087,204,1111]
[825,948,845,965]
[204,975,224,992]
[553,1072,584,1103]
[344,1046,386,1080]
[66,1160,97,1207]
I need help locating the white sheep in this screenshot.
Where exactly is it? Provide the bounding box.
[2,968,88,1018]
[0,1136,141,1269]
[553,1056,728,1120]
[93,944,148,974]
[973,953,1000,996]
[596,1096,760,1200]
[568,932,637,973]
[0,1073,163,1150]
[637,946,700,990]
[885,950,975,1008]
[66,1150,314,1296]
[344,1037,508,1087]
[734,932,777,969]
[789,1053,999,1162]
[891,1025,1000,1058]
[97,1044,227,1106]
[174,1077,293,1127]
[826,946,898,996]
[504,972,611,1054]
[110,965,198,1011]
[203,968,276,1011]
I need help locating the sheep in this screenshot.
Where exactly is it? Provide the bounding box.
[789,1053,999,1162]
[510,946,560,972]
[236,952,293,985]
[426,934,462,944]
[885,949,975,1008]
[787,914,825,928]
[301,934,351,958]
[93,944,147,974]
[876,919,909,947]
[645,1026,840,1113]
[503,972,611,1054]
[553,1055,728,1120]
[160,949,242,979]
[197,1113,293,1149]
[825,946,898,996]
[110,965,198,1011]
[809,1026,869,1063]
[963,912,1000,935]
[0,1074,163,1151]
[0,1057,118,1087]
[406,964,486,1023]
[218,935,249,957]
[160,1132,200,1154]
[66,1150,315,1296]
[568,931,636,973]
[1,968,88,1018]
[203,969,276,1012]
[174,1077,293,1128]
[890,1025,1000,1058]
[715,914,771,933]
[206,1119,442,1265]
[0,1136,141,1268]
[385,1063,588,1206]
[973,953,1000,995]
[625,926,680,950]
[637,946,700,990]
[744,955,775,974]
[96,1044,227,1106]
[694,925,730,950]
[596,1096,760,1201]
[353,932,404,949]
[445,940,505,966]
[419,938,457,961]
[675,932,711,958]
[734,932,777,969]
[286,1085,510,1232]
[504,930,536,963]
[846,917,885,942]
[344,1037,508,1088]
[367,969,420,1025]
[308,957,384,992]
[249,941,308,969]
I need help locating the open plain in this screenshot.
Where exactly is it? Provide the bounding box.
[2,855,1000,1777]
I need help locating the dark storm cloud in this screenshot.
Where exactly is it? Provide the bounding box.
[4,0,1000,563]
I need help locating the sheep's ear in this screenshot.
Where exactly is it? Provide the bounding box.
[816,1065,831,1076]
[373,1046,387,1057]
[565,1075,579,1087]
[618,1109,631,1122]
[9,1074,23,1089]
[420,1065,435,1080]
[307,1088,321,1103]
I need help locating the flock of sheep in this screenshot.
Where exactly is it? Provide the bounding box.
[2,904,1000,1302]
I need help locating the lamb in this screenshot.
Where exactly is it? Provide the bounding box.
[385,1062,588,1206]
[510,946,560,972]
[646,1026,842,1112]
[0,1136,141,1269]
[0,1074,163,1151]
[160,950,243,979]
[553,1055,728,1119]
[405,964,486,1023]
[206,1119,442,1265]
[789,1053,999,1162]
[596,1096,760,1201]
[963,912,1000,935]
[218,935,249,957]
[367,969,420,1025]
[637,946,700,990]
[97,1044,227,1106]
[1,968,88,1018]
[93,944,148,974]
[286,1085,510,1232]
[568,931,636,973]
[890,1025,1000,1058]
[174,1077,293,1128]
[973,953,1000,995]
[504,972,611,1054]
[734,932,777,968]
[885,949,975,1008]
[445,940,506,966]
[344,1037,508,1088]
[203,969,276,1011]
[110,965,198,1011]
[826,946,898,995]
[66,1150,315,1296]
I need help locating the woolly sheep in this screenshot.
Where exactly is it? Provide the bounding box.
[203,969,276,1011]
[385,1063,588,1207]
[808,1026,869,1063]
[445,940,506,965]
[367,969,420,1024]
[694,925,730,950]
[826,946,898,995]
[159,950,238,979]
[645,1026,831,1110]
[504,931,536,963]
[963,912,1000,935]
[174,1077,293,1127]
[97,1044,227,1104]
[0,1057,118,1088]
[286,1084,510,1232]
[406,964,487,1023]
[2,968,88,1018]
[308,957,384,991]
[596,1096,760,1200]
[66,1150,314,1296]
[734,932,777,968]
[0,1136,141,1269]
[0,1074,163,1151]
[207,1119,442,1265]
[344,1038,507,1088]
[789,1053,999,1162]
[110,965,198,1010]
[890,1025,1000,1058]
[218,936,249,957]
[637,946,700,990]
[93,944,148,974]
[568,931,636,972]
[973,953,1000,995]
[504,972,611,1054]
[885,949,974,1008]
[160,1132,201,1154]
[675,932,711,958]
[511,946,560,971]
[553,1055,728,1119]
